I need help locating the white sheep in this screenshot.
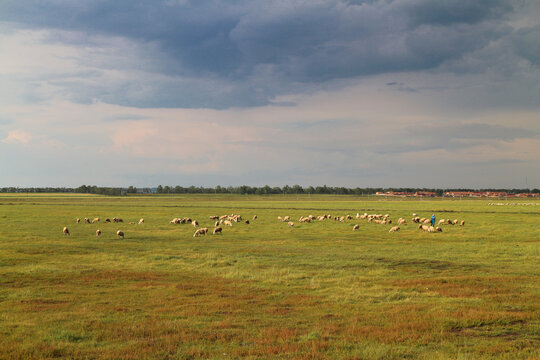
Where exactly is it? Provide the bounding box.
[193,228,208,237]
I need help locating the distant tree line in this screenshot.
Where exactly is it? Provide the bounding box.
[1,185,538,196]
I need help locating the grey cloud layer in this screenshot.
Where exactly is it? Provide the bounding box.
[1,0,533,109]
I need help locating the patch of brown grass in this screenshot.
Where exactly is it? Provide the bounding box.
[390,275,531,300]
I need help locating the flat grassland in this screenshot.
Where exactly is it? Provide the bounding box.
[0,194,538,359]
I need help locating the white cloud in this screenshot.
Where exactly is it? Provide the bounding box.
[2,130,32,144]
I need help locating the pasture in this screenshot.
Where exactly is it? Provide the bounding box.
[0,194,538,359]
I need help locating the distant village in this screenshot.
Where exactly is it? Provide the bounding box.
[375,191,540,198]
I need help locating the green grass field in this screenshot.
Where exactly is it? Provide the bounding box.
[0,194,538,359]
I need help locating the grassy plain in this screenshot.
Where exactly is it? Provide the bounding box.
[0,194,538,359]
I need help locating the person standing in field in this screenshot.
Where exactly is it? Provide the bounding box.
[431,214,436,227]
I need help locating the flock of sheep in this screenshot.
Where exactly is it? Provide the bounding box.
[62,212,465,239]
[275,212,465,234]
[170,214,254,237]
[63,217,144,239]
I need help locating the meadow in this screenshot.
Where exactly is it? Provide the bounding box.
[0,194,538,359]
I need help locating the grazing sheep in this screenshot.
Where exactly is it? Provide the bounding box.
[460,220,465,226]
[63,227,70,236]
[213,227,222,235]
[389,226,400,232]
[92,217,100,223]
[277,216,283,221]
[453,219,459,225]
[435,226,443,232]
[105,218,111,223]
[447,219,453,225]
[76,218,81,224]
[398,218,406,225]
[423,219,431,224]
[353,224,359,231]
[419,224,429,232]
[346,215,353,220]
[84,217,90,224]
[229,215,242,222]
[288,221,294,227]
[223,220,233,227]
[412,213,417,217]
[170,218,180,224]
[252,215,257,220]
[438,219,445,226]
[193,228,208,237]
[215,221,220,227]
[96,229,101,237]
[113,217,123,223]
[138,218,144,225]
[209,216,219,220]
[116,230,124,239]
[283,216,290,222]
[192,220,199,227]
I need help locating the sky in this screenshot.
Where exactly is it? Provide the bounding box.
[1,0,539,188]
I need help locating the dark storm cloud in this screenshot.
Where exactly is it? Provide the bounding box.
[511,25,540,66]
[0,0,527,108]
[405,0,512,27]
